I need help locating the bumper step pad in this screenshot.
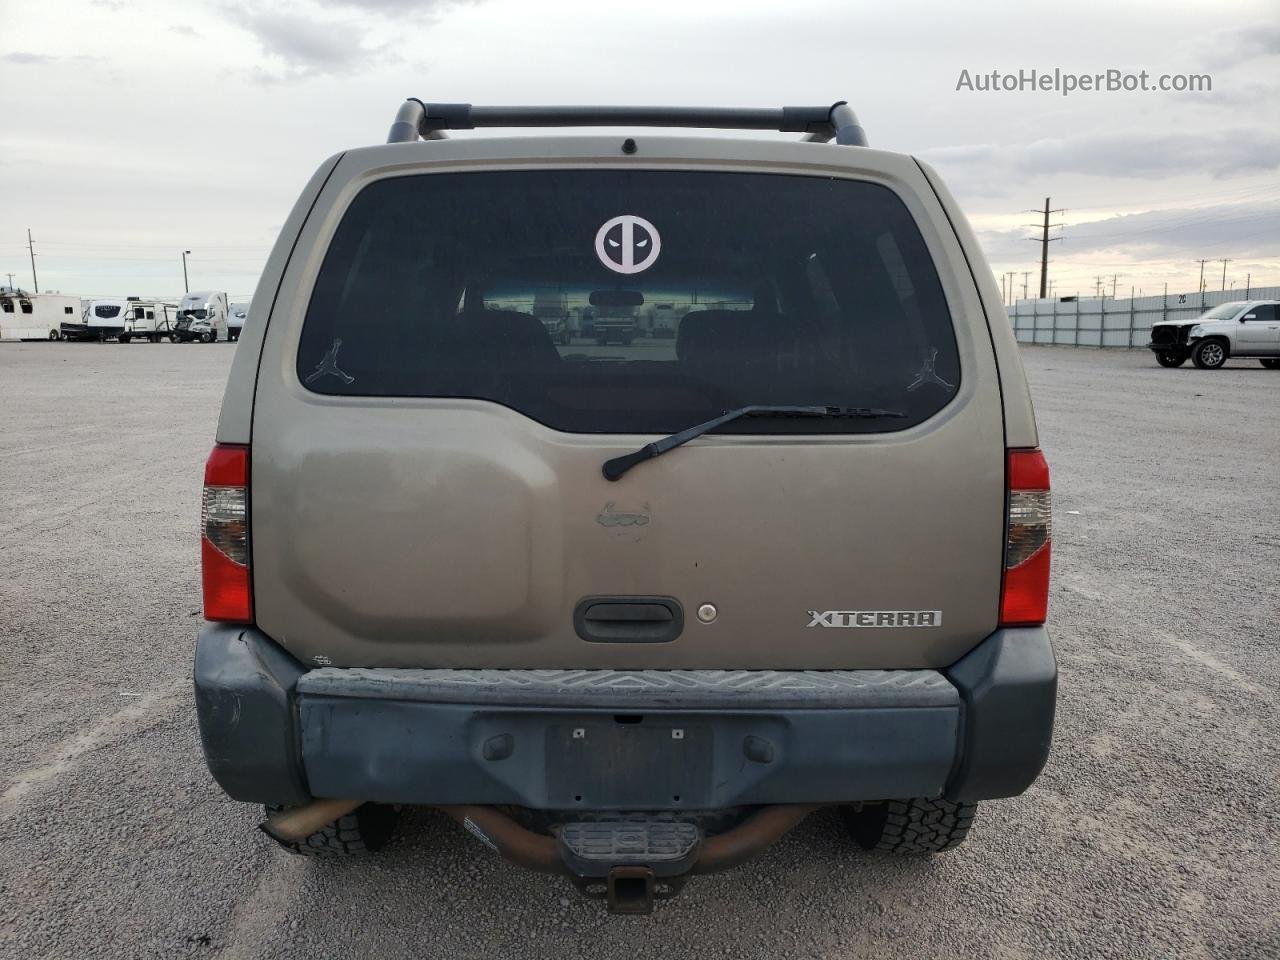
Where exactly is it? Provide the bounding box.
[559,819,701,877]
[560,818,702,914]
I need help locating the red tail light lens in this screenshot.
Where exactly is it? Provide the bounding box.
[202,444,252,622]
[1000,448,1051,627]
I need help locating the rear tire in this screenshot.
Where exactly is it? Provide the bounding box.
[1155,351,1186,368]
[842,797,977,853]
[263,803,399,857]
[1261,359,1280,369]
[202,331,215,343]
[48,329,59,341]
[1192,339,1228,369]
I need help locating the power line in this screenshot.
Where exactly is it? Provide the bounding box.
[1076,209,1277,243]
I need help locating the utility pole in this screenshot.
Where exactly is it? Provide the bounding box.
[1246,273,1251,297]
[1218,258,1231,291]
[1110,274,1123,298]
[1026,197,1065,298]
[1021,271,1032,300]
[999,273,1007,305]
[1006,271,1017,304]
[5,272,13,290]
[1194,259,1209,293]
[27,228,39,293]
[1094,275,1106,298]
[181,250,191,293]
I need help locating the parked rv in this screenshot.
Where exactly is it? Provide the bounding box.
[228,302,250,342]
[0,289,80,341]
[173,291,230,343]
[118,301,180,343]
[79,298,131,341]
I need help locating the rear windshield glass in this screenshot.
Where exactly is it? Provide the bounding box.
[298,170,960,434]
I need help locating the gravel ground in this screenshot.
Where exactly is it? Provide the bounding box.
[1,342,1277,960]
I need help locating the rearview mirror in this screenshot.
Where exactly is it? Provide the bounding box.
[590,289,644,307]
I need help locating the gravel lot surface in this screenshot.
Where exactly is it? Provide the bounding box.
[1,342,1277,959]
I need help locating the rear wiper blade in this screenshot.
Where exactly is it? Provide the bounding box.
[602,405,907,481]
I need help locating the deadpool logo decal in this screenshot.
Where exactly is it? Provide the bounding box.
[594,215,661,274]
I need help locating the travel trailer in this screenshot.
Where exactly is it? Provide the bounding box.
[173,291,230,343]
[118,300,181,342]
[77,297,171,341]
[0,290,81,341]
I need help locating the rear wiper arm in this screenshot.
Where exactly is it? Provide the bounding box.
[602,405,907,481]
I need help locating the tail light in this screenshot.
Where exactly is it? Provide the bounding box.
[202,444,252,622]
[1000,448,1051,626]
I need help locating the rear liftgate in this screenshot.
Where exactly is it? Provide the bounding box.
[266,96,871,913]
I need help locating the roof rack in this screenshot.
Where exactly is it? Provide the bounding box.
[386,100,867,147]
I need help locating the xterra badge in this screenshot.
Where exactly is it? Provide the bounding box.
[807,610,943,628]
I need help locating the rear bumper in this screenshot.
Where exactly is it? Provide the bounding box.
[194,625,1056,809]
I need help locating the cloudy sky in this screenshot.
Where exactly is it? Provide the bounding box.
[1,0,1277,301]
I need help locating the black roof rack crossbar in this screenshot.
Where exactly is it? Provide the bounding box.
[386,99,867,146]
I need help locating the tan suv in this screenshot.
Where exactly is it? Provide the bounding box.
[194,100,1056,914]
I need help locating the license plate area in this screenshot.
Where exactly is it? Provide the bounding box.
[546,718,712,809]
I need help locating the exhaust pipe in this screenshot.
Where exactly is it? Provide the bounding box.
[259,798,363,845]
[436,805,567,874]
[693,804,821,874]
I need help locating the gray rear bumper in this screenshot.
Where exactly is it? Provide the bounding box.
[194,626,1055,809]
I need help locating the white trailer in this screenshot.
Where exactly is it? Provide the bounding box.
[0,290,81,341]
[80,298,133,341]
[173,291,230,342]
[119,301,181,342]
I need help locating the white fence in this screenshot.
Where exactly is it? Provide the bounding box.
[1006,286,1280,347]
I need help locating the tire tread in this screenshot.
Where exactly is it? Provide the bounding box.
[845,797,977,854]
[263,803,397,858]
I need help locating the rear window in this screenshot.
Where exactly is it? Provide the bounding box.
[298,170,960,434]
[95,304,121,319]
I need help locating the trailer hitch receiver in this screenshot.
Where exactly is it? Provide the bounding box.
[607,866,656,915]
